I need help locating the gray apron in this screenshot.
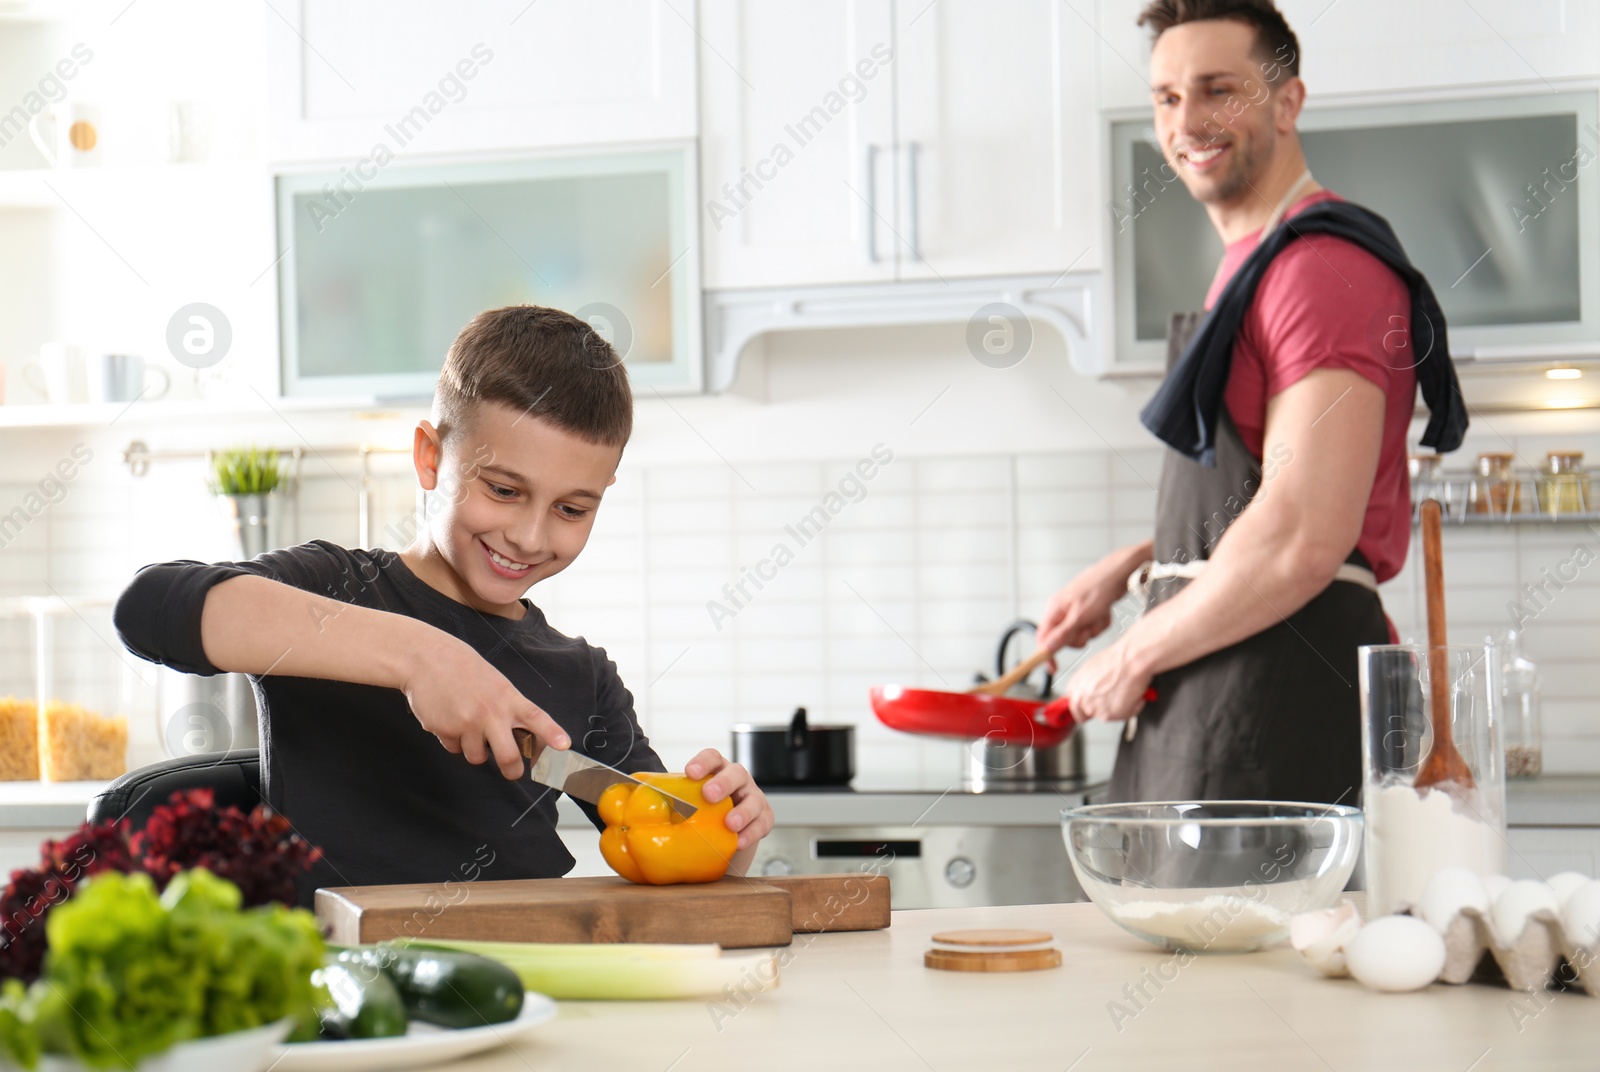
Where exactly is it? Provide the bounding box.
[1104,309,1390,806]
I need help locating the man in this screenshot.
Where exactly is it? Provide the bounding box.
[1038,0,1467,804]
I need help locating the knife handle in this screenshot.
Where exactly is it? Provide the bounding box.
[512,727,537,760]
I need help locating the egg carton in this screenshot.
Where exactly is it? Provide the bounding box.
[1430,905,1598,996]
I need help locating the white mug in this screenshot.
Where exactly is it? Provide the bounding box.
[86,353,170,405]
[28,101,102,168]
[23,343,85,404]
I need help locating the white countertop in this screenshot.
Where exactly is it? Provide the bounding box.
[426,899,1599,1072]
[1507,775,1600,827]
[0,780,105,828]
[8,775,1600,832]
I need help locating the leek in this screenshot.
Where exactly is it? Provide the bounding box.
[414,940,781,1000]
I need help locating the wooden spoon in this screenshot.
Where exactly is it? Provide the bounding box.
[968,648,1053,697]
[1413,498,1475,791]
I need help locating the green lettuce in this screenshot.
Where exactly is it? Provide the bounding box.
[0,869,322,1071]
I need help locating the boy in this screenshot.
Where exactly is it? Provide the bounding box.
[115,305,774,904]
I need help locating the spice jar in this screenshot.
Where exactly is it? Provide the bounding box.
[1537,451,1589,517]
[1501,629,1542,779]
[1469,453,1518,517]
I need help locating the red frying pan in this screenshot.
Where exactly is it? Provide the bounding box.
[870,684,1158,748]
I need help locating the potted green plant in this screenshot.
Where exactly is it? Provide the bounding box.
[210,447,283,559]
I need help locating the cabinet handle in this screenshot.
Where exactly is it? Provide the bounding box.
[906,141,922,262]
[865,144,880,264]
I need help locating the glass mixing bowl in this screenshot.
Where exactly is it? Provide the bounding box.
[1062,800,1363,953]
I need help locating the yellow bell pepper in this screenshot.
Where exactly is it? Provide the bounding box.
[597,772,738,885]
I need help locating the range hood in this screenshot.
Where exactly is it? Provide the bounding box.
[703,273,1104,391]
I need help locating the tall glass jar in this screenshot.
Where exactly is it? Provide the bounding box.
[1359,643,1507,917]
[1501,630,1542,778]
[1537,451,1589,517]
[1407,454,1443,521]
[1469,452,1518,517]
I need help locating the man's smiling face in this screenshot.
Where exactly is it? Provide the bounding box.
[1149,18,1287,208]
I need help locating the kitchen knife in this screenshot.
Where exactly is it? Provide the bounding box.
[513,729,697,818]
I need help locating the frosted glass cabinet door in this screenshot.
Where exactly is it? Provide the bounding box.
[276,150,700,397]
[893,0,1103,281]
[266,0,697,161]
[698,0,898,288]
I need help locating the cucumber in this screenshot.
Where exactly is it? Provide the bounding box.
[306,959,409,1040]
[337,945,524,1029]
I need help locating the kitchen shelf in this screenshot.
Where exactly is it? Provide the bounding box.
[0,163,251,210]
[0,395,411,429]
[1422,511,1600,526]
[1412,468,1599,525]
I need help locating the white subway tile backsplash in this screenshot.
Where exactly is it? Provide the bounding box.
[10,436,1600,786]
[736,462,826,496]
[831,492,916,531]
[644,465,735,499]
[915,489,1010,521]
[1016,489,1114,526]
[1015,452,1110,490]
[916,526,1010,563]
[914,457,1011,491]
[822,529,916,567]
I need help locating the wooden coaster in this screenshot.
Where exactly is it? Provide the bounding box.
[925,947,1063,972]
[931,929,1053,947]
[926,928,1061,972]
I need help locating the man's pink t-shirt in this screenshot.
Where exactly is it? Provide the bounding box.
[1202,190,1415,584]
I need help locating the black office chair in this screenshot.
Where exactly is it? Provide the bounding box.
[87,750,263,828]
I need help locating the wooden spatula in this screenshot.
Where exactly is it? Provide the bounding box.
[1413,498,1475,791]
[968,648,1052,697]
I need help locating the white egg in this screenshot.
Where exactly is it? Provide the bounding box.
[1417,867,1491,933]
[1290,902,1362,977]
[1547,871,1591,907]
[1483,873,1513,902]
[1493,879,1562,941]
[1346,916,1447,992]
[1561,880,1600,948]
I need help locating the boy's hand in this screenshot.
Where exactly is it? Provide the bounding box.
[685,750,774,855]
[402,634,570,779]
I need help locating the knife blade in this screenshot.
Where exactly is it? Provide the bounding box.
[514,729,698,818]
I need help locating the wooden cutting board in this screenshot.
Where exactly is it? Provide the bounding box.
[316,872,890,949]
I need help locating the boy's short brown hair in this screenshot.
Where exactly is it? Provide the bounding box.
[434,305,633,448]
[1137,0,1301,79]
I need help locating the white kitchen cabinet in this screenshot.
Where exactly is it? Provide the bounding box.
[697,0,899,288]
[1507,825,1600,880]
[699,0,1102,289]
[893,0,1103,280]
[1095,0,1600,111]
[265,0,697,163]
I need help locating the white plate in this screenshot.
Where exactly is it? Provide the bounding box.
[268,992,558,1072]
[37,1019,292,1072]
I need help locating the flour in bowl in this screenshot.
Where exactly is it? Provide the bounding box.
[1108,894,1292,950]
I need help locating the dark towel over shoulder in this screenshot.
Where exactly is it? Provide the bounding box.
[1140,199,1469,466]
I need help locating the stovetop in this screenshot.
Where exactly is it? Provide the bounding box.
[758,774,1107,828]
[761,773,1099,796]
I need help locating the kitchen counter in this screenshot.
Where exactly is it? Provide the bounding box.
[1508,775,1600,827]
[5,774,1598,831]
[0,780,105,828]
[419,899,1597,1071]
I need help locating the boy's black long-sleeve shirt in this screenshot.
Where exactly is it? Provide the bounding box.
[113,540,664,906]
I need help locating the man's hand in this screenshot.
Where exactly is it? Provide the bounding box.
[1062,637,1154,724]
[1038,540,1154,652]
[402,633,571,780]
[685,750,774,870]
